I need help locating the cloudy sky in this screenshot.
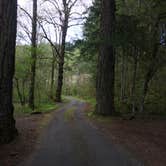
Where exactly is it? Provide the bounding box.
[17,0,92,43]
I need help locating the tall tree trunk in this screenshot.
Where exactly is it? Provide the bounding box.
[96,0,116,115]
[50,48,56,99]
[55,11,68,102]
[29,0,37,110]
[120,48,126,102]
[15,78,25,106]
[131,47,138,114]
[0,0,18,144]
[50,56,55,99]
[140,59,158,112]
[55,36,66,102]
[140,19,159,112]
[22,79,26,104]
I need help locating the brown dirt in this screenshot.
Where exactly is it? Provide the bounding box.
[85,105,166,166]
[0,113,51,166]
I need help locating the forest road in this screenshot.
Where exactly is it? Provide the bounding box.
[23,99,143,166]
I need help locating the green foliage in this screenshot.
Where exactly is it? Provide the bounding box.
[15,45,31,78]
[80,0,166,115]
[14,100,57,116]
[13,0,166,117]
[14,43,54,108]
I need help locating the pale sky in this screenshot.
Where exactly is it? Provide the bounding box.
[17,0,92,43]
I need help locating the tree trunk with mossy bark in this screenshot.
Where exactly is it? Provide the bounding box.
[0,0,18,144]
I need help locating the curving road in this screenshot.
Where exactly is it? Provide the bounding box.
[23,99,143,166]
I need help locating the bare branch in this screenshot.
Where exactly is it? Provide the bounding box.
[38,20,61,59]
[18,5,33,20]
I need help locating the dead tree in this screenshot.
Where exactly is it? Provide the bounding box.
[39,0,86,102]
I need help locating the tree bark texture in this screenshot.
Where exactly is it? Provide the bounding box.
[55,4,69,102]
[131,47,138,114]
[120,48,126,102]
[29,0,37,110]
[96,0,116,115]
[15,78,25,106]
[140,19,159,112]
[50,55,55,99]
[0,0,18,143]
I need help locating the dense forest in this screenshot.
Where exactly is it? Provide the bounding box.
[14,0,166,115]
[0,0,166,145]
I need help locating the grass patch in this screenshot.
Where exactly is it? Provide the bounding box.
[36,102,58,113]
[62,96,71,103]
[85,98,96,107]
[14,104,32,116]
[14,101,58,116]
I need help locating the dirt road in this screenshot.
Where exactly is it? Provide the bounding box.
[23,99,143,166]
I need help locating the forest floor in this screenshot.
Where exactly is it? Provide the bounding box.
[0,114,42,166]
[85,104,166,166]
[0,99,165,166]
[0,102,62,166]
